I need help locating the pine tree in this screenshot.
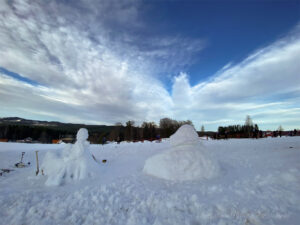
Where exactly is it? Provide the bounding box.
[278,125,284,132]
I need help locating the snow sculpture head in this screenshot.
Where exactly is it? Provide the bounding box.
[76,128,89,142]
[63,128,89,158]
[170,124,199,146]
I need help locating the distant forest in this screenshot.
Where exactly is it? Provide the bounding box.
[0,116,297,144]
[0,117,194,144]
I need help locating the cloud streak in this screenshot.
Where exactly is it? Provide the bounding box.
[171,25,300,130]
[0,0,299,131]
[0,0,177,124]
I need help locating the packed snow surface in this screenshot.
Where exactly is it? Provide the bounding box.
[169,124,199,146]
[143,145,220,181]
[143,125,219,181]
[41,128,99,186]
[1,137,300,225]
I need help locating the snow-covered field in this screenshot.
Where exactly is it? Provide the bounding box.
[0,137,300,225]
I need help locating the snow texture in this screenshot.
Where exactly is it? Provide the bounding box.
[143,145,220,181]
[41,128,99,186]
[143,124,220,181]
[1,137,300,225]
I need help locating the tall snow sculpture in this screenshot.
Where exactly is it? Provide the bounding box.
[41,128,99,186]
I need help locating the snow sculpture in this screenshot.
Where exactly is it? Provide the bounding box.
[41,128,99,186]
[169,124,200,146]
[143,125,220,181]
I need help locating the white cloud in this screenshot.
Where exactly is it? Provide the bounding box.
[172,73,192,107]
[170,26,300,130]
[0,0,299,131]
[0,0,175,124]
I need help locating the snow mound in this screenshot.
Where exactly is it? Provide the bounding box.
[143,145,219,181]
[143,125,219,181]
[170,124,199,146]
[41,128,99,186]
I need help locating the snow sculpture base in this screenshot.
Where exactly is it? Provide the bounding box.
[41,128,99,186]
[143,125,220,181]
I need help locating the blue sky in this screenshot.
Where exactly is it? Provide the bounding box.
[143,1,300,84]
[0,0,300,131]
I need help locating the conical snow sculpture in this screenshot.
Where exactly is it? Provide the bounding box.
[143,124,220,181]
[169,124,200,146]
[41,128,99,186]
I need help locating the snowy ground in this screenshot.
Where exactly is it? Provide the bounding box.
[0,137,300,225]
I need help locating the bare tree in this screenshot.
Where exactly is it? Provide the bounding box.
[159,118,194,138]
[245,115,253,126]
[125,120,135,141]
[245,115,254,138]
[142,122,157,140]
[201,125,205,132]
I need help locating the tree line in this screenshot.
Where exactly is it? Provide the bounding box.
[2,115,294,143]
[0,118,194,144]
[106,118,193,143]
[216,115,260,138]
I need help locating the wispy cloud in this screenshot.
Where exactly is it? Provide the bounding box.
[171,24,300,130]
[0,0,178,124]
[0,0,299,130]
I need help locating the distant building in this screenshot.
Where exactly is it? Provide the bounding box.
[52,139,60,144]
[0,139,8,142]
[24,137,33,143]
[265,131,273,137]
[59,135,75,143]
[16,137,34,143]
